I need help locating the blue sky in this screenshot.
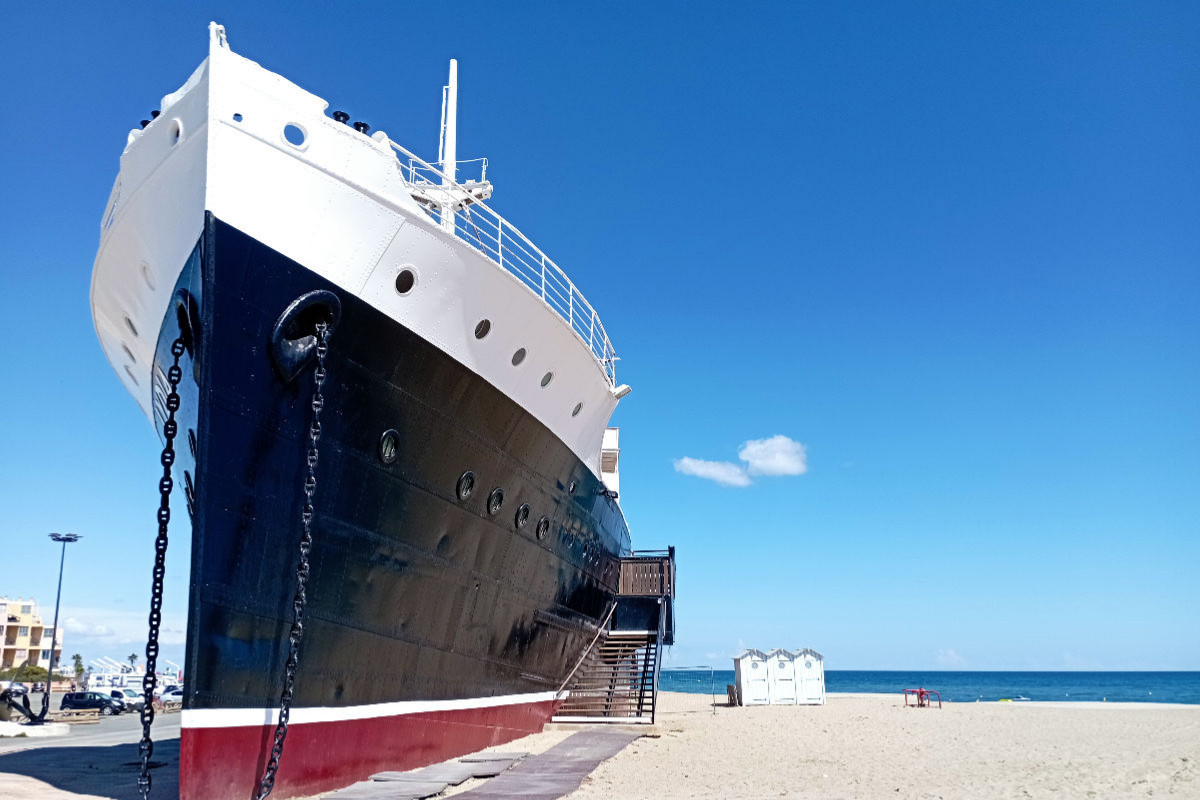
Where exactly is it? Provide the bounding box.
[1,2,1196,673]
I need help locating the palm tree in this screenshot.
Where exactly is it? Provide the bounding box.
[72,653,85,682]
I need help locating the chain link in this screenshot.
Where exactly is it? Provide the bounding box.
[138,338,186,800]
[256,321,330,799]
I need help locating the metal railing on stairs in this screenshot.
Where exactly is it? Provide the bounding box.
[554,549,674,725]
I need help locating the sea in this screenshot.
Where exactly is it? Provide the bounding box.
[659,669,1200,704]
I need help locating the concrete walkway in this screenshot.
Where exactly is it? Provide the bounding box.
[329,729,640,800]
[454,729,640,800]
[0,713,180,799]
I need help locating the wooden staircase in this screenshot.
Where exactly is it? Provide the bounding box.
[552,630,661,723]
[553,549,674,725]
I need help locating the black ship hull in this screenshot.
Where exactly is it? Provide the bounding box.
[161,215,628,798]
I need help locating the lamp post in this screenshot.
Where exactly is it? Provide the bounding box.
[39,532,81,722]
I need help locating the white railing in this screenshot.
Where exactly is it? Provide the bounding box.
[385,138,618,385]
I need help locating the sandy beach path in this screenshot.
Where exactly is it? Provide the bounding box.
[556,691,1199,800]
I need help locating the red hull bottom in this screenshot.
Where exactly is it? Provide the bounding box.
[179,698,560,799]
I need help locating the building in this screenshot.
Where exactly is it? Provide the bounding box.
[0,596,63,673]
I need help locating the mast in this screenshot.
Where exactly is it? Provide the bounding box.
[440,59,458,233]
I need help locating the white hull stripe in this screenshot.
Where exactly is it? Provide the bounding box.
[180,690,560,729]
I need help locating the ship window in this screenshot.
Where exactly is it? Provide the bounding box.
[283,123,307,148]
[124,365,139,386]
[474,319,491,339]
[487,488,504,515]
[122,344,137,364]
[170,119,182,144]
[540,371,554,387]
[571,402,582,417]
[536,516,550,540]
[456,471,475,501]
[232,113,243,122]
[511,348,526,366]
[140,262,156,290]
[515,503,530,528]
[378,429,400,465]
[124,316,139,337]
[395,269,416,295]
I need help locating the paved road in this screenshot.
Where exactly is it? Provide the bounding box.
[0,698,180,799]
[0,707,180,753]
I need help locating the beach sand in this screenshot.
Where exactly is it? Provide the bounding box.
[552,691,1199,800]
[2,692,1196,799]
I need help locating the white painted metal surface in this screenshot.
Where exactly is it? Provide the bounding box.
[439,59,457,234]
[90,23,626,474]
[765,648,798,705]
[182,689,560,728]
[732,649,771,706]
[600,427,620,496]
[795,648,826,705]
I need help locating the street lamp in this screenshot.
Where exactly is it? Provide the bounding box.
[39,532,81,722]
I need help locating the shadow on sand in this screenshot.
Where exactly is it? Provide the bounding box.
[0,738,179,799]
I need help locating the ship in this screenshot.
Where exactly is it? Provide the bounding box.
[90,22,674,800]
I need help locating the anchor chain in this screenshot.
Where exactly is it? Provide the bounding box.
[256,320,330,799]
[138,338,186,800]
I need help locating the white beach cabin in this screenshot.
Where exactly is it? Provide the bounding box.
[733,649,771,705]
[795,648,826,705]
[765,648,798,704]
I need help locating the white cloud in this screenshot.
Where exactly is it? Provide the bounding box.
[61,606,187,654]
[675,435,807,486]
[738,435,807,476]
[936,648,966,666]
[673,457,751,487]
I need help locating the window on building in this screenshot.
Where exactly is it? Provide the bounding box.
[20,605,31,614]
[41,650,51,661]
[18,626,29,636]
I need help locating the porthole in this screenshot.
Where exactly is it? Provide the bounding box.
[515,503,531,529]
[121,343,137,364]
[124,315,139,337]
[540,371,554,387]
[232,113,243,122]
[140,262,156,290]
[283,123,307,148]
[456,470,475,501]
[535,516,550,540]
[474,319,491,339]
[571,402,583,417]
[378,429,400,465]
[188,428,197,459]
[395,268,416,295]
[170,119,182,144]
[487,488,504,515]
[568,480,577,494]
[511,348,526,366]
[124,365,139,386]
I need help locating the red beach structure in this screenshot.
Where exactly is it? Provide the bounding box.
[904,688,942,709]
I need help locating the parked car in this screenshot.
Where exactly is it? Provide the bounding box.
[160,688,184,706]
[3,682,29,697]
[109,688,144,711]
[60,691,124,716]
